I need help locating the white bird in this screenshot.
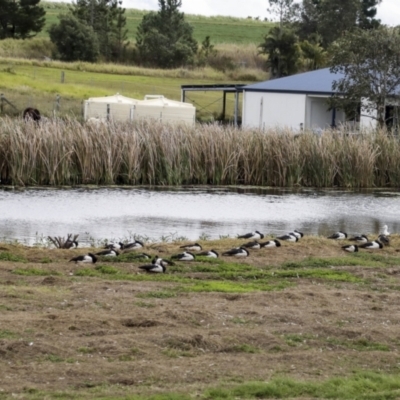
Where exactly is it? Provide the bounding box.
[381,225,390,236]
[95,249,119,257]
[289,230,304,239]
[152,256,175,267]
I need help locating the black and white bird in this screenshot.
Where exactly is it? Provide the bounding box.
[123,240,144,251]
[139,264,166,273]
[242,241,261,249]
[95,249,119,257]
[359,240,384,249]
[327,231,347,240]
[342,244,358,253]
[222,247,250,257]
[289,230,304,239]
[64,240,78,249]
[238,231,264,240]
[69,253,97,264]
[130,252,152,260]
[197,250,219,258]
[152,256,175,267]
[171,251,196,261]
[260,239,281,248]
[277,233,298,242]
[349,235,369,243]
[105,242,124,250]
[179,243,202,251]
[378,234,390,246]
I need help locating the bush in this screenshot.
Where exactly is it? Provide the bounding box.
[48,15,99,62]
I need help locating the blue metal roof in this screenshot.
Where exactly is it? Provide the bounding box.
[243,68,346,95]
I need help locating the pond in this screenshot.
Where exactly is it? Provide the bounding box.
[0,187,399,246]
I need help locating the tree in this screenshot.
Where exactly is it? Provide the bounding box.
[297,0,382,47]
[136,0,198,68]
[69,0,128,62]
[267,0,299,28]
[49,14,99,62]
[0,0,45,39]
[259,26,302,78]
[330,27,400,128]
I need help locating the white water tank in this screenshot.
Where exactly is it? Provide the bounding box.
[84,93,196,125]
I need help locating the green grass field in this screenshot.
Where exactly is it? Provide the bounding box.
[0,60,246,119]
[40,2,273,45]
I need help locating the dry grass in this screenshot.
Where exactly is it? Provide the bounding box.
[1,235,400,398]
[1,119,400,187]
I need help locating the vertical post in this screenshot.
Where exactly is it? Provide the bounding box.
[54,94,60,117]
[234,91,239,127]
[107,104,110,121]
[331,107,336,128]
[61,71,65,84]
[0,94,4,114]
[181,89,185,103]
[222,91,227,121]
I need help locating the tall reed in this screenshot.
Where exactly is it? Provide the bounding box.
[1,118,400,188]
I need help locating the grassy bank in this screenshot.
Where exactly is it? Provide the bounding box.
[1,119,400,187]
[1,234,400,398]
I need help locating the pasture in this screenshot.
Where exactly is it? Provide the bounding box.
[40,2,273,44]
[1,234,400,399]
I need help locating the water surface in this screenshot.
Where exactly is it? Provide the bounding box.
[0,187,399,246]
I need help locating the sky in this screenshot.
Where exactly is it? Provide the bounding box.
[114,0,400,26]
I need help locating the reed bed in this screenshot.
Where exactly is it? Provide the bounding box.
[1,118,400,187]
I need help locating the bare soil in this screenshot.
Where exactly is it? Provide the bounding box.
[1,237,400,398]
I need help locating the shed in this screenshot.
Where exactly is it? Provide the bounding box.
[241,68,377,131]
[84,93,196,126]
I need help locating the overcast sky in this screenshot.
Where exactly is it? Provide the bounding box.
[114,0,400,26]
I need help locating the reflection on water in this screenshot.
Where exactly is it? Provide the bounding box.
[0,187,399,245]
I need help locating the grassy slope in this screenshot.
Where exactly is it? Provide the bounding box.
[40,2,272,44]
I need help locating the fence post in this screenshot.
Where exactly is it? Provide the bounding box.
[61,71,65,83]
[0,94,4,114]
[54,94,61,117]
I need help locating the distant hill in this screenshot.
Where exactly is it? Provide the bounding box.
[40,2,273,45]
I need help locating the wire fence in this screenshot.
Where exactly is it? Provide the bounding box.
[0,64,241,121]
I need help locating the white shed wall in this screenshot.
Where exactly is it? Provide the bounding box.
[360,98,378,130]
[242,92,306,131]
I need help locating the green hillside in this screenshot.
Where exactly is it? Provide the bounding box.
[40,2,272,44]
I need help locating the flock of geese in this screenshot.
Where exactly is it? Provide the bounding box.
[68,225,392,273]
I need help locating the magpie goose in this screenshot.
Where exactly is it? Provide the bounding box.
[238,231,264,240]
[327,231,347,240]
[171,251,196,261]
[342,244,358,253]
[222,247,249,257]
[349,235,368,243]
[95,249,119,257]
[197,250,219,258]
[139,264,166,273]
[69,253,97,264]
[260,239,281,248]
[277,233,298,242]
[179,243,202,251]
